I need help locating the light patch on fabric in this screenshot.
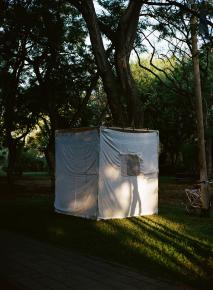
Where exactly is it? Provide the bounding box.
[120,154,141,176]
[104,165,120,180]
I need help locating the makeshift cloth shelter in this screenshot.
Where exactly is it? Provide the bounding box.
[54,127,159,220]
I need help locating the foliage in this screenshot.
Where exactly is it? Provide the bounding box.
[131,56,197,171]
[22,150,47,172]
[0,0,101,178]
[0,144,8,175]
[0,0,212,177]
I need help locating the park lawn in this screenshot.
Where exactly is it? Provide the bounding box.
[0,181,212,289]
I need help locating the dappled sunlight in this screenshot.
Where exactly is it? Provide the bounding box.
[68,192,97,214]
[114,181,131,206]
[134,217,211,277]
[98,171,158,218]
[145,215,211,248]
[94,220,117,237]
[104,165,120,181]
[140,176,158,214]
[91,215,213,284]
[143,215,186,235]
[99,179,132,218]
[1,192,212,288]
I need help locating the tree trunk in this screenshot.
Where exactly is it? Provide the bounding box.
[7,138,18,184]
[206,137,212,177]
[4,76,17,185]
[190,14,209,209]
[75,0,124,125]
[45,138,55,193]
[70,72,99,126]
[71,0,144,127]
[114,0,144,127]
[115,51,143,127]
[48,97,57,194]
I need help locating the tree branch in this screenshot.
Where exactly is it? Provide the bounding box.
[134,47,169,88]
[70,71,99,126]
[146,0,213,28]
[98,19,115,42]
[116,0,144,54]
[69,0,123,122]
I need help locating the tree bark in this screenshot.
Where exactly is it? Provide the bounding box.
[7,138,18,184]
[44,137,55,193]
[206,137,212,177]
[70,0,144,127]
[4,73,18,184]
[73,0,124,125]
[70,72,99,126]
[114,0,144,127]
[190,14,209,209]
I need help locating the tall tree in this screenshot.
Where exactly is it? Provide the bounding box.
[137,0,212,210]
[23,0,99,185]
[0,0,38,183]
[69,0,145,127]
[190,6,208,209]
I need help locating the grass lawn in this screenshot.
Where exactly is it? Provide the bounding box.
[0,176,212,289]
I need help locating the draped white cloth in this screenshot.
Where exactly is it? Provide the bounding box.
[55,129,99,219]
[55,127,159,219]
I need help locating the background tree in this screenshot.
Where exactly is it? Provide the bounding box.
[135,0,213,209]
[0,0,39,183]
[69,0,147,127]
[24,0,99,184]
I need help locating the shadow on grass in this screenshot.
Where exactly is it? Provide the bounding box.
[0,197,212,289]
[130,217,212,278]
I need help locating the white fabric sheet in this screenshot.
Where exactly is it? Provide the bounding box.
[98,128,158,219]
[55,129,99,219]
[55,127,159,220]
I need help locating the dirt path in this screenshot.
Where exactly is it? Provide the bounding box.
[0,230,184,290]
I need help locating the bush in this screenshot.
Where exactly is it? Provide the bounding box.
[18,148,48,172]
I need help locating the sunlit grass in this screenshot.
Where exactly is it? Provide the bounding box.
[23,171,49,176]
[0,196,212,289]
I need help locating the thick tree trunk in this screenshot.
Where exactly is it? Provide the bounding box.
[48,99,56,194]
[43,111,55,194]
[190,14,209,209]
[70,72,99,126]
[45,138,55,193]
[75,0,124,125]
[206,137,212,177]
[4,77,17,185]
[71,0,144,127]
[115,0,144,127]
[7,138,18,184]
[115,52,143,127]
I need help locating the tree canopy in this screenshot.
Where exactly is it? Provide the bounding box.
[0,0,212,202]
